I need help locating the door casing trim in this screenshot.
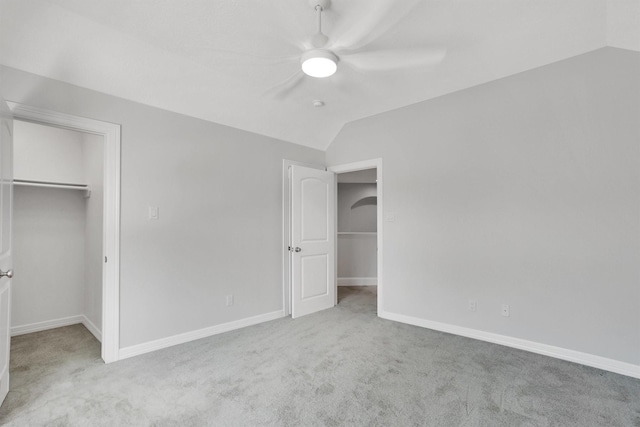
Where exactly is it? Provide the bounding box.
[8,102,121,363]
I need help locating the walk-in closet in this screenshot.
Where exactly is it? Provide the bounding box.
[11,120,103,341]
[337,169,377,287]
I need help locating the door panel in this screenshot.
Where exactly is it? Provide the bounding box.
[301,254,329,299]
[291,165,335,318]
[301,178,328,241]
[0,96,13,406]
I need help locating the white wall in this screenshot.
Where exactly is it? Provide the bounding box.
[1,65,324,349]
[13,120,86,184]
[326,47,640,367]
[337,183,377,283]
[83,133,104,333]
[12,187,86,327]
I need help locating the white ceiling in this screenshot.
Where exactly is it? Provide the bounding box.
[0,0,638,150]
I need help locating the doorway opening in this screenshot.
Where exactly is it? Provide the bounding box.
[12,119,103,347]
[283,158,383,318]
[328,159,382,315]
[335,168,378,310]
[8,102,121,363]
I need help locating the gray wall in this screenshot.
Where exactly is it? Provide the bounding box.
[1,65,324,348]
[326,47,640,366]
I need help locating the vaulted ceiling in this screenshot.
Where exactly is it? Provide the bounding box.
[0,0,638,150]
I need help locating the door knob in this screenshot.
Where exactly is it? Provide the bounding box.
[0,269,13,279]
[295,247,302,252]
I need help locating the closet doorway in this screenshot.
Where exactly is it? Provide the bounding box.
[12,120,103,345]
[8,102,121,363]
[329,159,383,315]
[336,169,377,303]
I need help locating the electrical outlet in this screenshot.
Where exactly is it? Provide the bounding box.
[148,206,159,220]
[468,300,477,312]
[226,295,234,307]
[501,304,510,317]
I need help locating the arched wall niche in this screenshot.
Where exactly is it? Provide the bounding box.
[337,183,376,233]
[350,196,377,232]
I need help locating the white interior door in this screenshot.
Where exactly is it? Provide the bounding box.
[0,96,13,406]
[290,165,335,318]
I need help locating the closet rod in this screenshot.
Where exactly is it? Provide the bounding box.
[14,180,91,198]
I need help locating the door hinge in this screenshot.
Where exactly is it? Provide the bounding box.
[105,256,108,263]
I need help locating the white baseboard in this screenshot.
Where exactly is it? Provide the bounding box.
[119,309,285,361]
[11,315,85,336]
[338,277,377,286]
[380,311,640,380]
[11,315,104,343]
[82,315,102,343]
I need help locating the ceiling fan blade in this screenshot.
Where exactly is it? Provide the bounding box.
[330,69,366,98]
[340,47,446,72]
[203,48,299,66]
[331,0,423,51]
[263,71,306,99]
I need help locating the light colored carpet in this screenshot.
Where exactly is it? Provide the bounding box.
[1,286,639,426]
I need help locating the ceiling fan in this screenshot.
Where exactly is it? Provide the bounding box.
[265,0,447,97]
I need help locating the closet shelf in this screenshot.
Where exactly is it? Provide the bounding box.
[14,179,91,198]
[337,232,377,235]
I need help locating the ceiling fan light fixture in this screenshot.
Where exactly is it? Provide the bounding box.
[301,49,338,78]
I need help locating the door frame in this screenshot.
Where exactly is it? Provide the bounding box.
[282,159,326,316]
[328,159,383,315]
[7,102,121,363]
